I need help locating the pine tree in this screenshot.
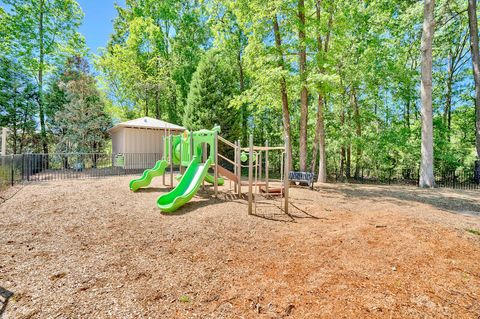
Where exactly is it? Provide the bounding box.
[183,50,241,142]
[55,65,111,153]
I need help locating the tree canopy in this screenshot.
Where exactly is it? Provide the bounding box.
[0,0,479,183]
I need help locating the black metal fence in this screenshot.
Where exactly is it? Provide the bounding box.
[0,153,164,189]
[330,164,479,190]
[0,153,479,191]
[331,168,419,186]
[435,164,480,190]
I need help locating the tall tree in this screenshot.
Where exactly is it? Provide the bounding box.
[467,0,480,159]
[298,0,308,172]
[273,14,293,169]
[0,57,37,154]
[311,0,334,182]
[3,0,85,153]
[183,49,241,142]
[419,0,436,187]
[97,0,209,123]
[55,62,111,153]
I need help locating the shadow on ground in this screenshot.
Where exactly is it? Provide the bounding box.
[318,184,480,217]
[159,189,239,216]
[0,287,13,317]
[135,187,169,193]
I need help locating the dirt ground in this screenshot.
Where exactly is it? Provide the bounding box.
[1,176,480,318]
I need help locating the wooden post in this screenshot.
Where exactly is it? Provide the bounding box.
[190,131,194,161]
[284,136,290,214]
[214,131,218,198]
[10,154,14,186]
[162,134,166,186]
[237,139,242,197]
[259,151,262,183]
[179,135,183,175]
[265,140,269,194]
[169,133,173,188]
[248,134,254,215]
[202,142,207,188]
[234,141,238,193]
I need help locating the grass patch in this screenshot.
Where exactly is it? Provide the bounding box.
[466,229,480,236]
[178,295,191,303]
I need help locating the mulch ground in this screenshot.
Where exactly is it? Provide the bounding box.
[1,176,479,318]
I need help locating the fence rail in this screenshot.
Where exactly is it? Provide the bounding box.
[0,153,164,189]
[329,164,479,190]
[0,153,479,191]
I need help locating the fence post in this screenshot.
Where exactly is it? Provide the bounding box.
[475,160,480,185]
[21,154,25,182]
[10,154,14,186]
[214,130,218,198]
[26,154,30,181]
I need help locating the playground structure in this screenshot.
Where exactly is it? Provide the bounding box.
[129,126,290,214]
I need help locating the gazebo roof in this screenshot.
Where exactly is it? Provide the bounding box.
[108,117,185,133]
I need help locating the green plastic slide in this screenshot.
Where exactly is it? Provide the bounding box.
[129,160,168,192]
[204,173,225,186]
[157,157,212,213]
[176,172,224,186]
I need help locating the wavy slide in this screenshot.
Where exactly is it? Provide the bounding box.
[129,160,168,192]
[204,173,225,185]
[176,172,224,186]
[157,157,211,213]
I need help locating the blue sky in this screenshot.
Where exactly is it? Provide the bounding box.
[77,0,125,55]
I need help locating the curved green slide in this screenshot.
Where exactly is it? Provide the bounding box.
[157,157,212,213]
[176,172,224,186]
[204,173,225,185]
[129,160,168,192]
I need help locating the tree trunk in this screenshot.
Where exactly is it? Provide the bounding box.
[12,87,18,154]
[311,95,327,183]
[340,107,345,179]
[145,88,149,117]
[298,0,308,172]
[155,90,160,119]
[317,97,327,182]
[340,146,345,180]
[346,144,351,180]
[38,0,48,154]
[419,0,435,188]
[311,0,332,183]
[238,42,248,145]
[405,100,411,128]
[468,0,480,159]
[443,52,453,134]
[352,88,362,179]
[273,15,293,170]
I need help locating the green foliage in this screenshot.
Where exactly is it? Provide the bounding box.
[1,0,86,152]
[2,0,86,75]
[0,57,38,153]
[183,49,241,142]
[54,61,111,153]
[0,0,478,179]
[466,229,480,236]
[178,295,190,303]
[96,0,210,124]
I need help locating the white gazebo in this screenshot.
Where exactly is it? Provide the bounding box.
[108,117,185,169]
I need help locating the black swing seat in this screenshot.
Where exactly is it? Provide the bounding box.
[288,171,315,189]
